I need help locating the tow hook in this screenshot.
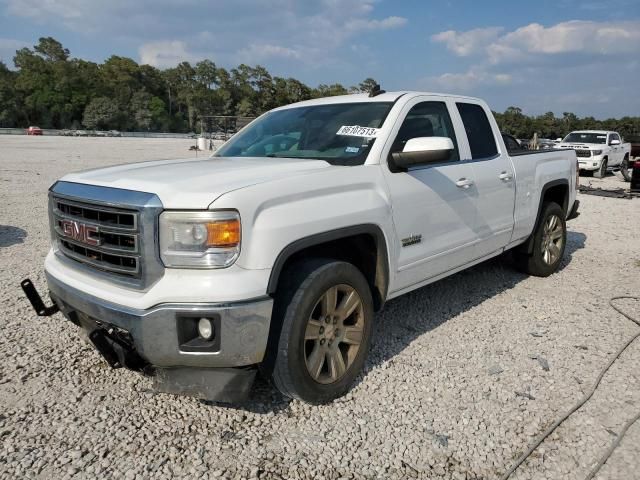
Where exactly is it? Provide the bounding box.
[88,328,154,376]
[20,278,59,316]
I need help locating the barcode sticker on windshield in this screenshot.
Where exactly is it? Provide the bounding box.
[336,125,379,137]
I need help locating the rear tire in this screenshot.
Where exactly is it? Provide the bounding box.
[594,158,608,178]
[513,202,567,277]
[265,259,373,404]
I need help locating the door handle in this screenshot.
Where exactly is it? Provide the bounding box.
[499,171,513,181]
[455,178,474,189]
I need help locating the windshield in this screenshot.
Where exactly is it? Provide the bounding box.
[214,102,393,165]
[563,132,607,144]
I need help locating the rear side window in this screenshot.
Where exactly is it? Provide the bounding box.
[502,133,522,153]
[456,103,498,159]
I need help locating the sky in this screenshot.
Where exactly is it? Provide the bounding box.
[1,0,639,118]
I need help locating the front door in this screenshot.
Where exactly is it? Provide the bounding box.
[609,133,623,166]
[382,99,480,293]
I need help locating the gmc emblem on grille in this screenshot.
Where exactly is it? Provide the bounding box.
[60,220,100,246]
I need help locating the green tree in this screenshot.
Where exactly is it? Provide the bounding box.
[2,35,640,137]
[130,90,153,130]
[82,97,118,129]
[0,61,18,126]
[350,78,378,94]
[313,83,349,98]
[149,96,169,131]
[34,37,69,62]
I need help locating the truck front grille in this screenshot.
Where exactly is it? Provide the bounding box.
[52,198,142,278]
[575,150,592,158]
[49,182,164,290]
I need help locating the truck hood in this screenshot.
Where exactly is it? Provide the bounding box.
[62,156,332,208]
[558,143,603,150]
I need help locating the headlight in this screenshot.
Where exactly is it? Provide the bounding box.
[592,150,602,155]
[159,211,241,268]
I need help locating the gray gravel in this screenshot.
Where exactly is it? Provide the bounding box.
[1,136,639,479]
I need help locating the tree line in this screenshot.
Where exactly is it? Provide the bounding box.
[493,107,640,141]
[1,37,639,139]
[0,37,375,133]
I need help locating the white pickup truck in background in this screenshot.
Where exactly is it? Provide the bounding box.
[26,90,579,404]
[558,130,631,178]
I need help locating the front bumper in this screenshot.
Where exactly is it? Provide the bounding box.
[47,271,273,369]
[578,155,604,171]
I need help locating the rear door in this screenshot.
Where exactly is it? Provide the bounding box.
[381,97,479,293]
[455,102,516,258]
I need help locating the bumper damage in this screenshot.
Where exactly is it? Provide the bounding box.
[23,275,273,403]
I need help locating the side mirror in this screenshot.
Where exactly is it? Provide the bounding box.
[555,138,562,142]
[610,139,621,146]
[390,137,454,172]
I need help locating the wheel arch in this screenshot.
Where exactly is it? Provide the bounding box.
[266,224,390,311]
[522,179,569,255]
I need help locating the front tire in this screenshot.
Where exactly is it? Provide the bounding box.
[594,158,608,178]
[621,155,632,182]
[513,202,567,277]
[266,259,373,404]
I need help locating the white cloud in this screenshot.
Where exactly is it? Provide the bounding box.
[2,0,131,33]
[432,27,503,57]
[238,44,302,62]
[0,38,29,64]
[427,19,640,117]
[139,40,202,68]
[345,15,408,32]
[1,0,407,68]
[488,20,640,64]
[433,20,640,64]
[425,67,512,92]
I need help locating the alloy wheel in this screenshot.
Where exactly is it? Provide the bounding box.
[541,214,564,265]
[304,284,364,384]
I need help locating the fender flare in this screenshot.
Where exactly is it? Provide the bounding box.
[266,224,390,304]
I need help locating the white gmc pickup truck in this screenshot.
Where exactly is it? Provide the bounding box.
[558,130,631,178]
[25,90,579,404]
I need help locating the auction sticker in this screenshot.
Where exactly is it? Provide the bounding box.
[336,125,379,137]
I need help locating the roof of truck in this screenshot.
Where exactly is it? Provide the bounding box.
[273,91,484,111]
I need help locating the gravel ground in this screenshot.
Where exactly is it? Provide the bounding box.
[1,136,639,480]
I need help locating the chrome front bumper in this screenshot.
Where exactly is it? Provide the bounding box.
[46,272,273,369]
[578,156,604,170]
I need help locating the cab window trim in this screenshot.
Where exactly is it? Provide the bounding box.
[386,99,462,171]
[456,102,500,161]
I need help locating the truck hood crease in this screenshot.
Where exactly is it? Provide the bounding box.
[61,156,332,208]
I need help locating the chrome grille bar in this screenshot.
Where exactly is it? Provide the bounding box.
[58,239,140,275]
[52,196,141,278]
[49,181,165,290]
[53,198,137,231]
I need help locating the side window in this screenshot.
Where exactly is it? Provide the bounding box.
[610,133,620,143]
[456,103,498,159]
[391,101,459,161]
[502,133,522,152]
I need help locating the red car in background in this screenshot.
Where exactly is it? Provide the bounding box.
[26,126,43,135]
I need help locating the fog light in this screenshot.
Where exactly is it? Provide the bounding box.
[198,317,215,340]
